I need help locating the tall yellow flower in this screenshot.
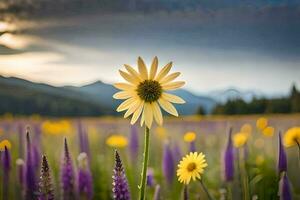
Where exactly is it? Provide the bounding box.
[262,126,275,137]
[106,135,128,148]
[183,132,196,143]
[0,139,12,151]
[284,127,300,147]
[113,56,185,128]
[233,132,248,148]
[256,117,268,130]
[177,152,207,184]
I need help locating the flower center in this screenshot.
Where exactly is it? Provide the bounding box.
[137,80,162,103]
[187,162,197,172]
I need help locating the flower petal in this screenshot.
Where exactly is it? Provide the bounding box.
[124,64,143,82]
[162,81,185,90]
[138,57,148,80]
[149,56,158,80]
[131,102,144,125]
[144,103,153,128]
[162,93,185,104]
[116,97,137,112]
[114,83,135,91]
[113,91,134,99]
[160,72,180,84]
[152,102,163,126]
[119,70,139,85]
[124,100,142,118]
[158,98,178,116]
[140,109,145,127]
[155,62,172,82]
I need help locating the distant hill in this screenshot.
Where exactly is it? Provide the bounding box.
[0,75,216,116]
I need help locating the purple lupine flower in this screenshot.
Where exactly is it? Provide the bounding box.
[189,141,196,153]
[2,146,11,200]
[278,132,287,173]
[173,142,182,164]
[77,152,93,200]
[223,128,234,182]
[61,138,76,200]
[25,130,37,200]
[279,172,292,200]
[17,122,24,158]
[162,142,175,185]
[77,121,90,156]
[112,150,131,200]
[129,125,139,162]
[33,144,41,173]
[38,155,54,200]
[153,185,161,200]
[146,168,155,187]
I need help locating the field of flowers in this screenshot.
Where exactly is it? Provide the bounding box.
[0,114,300,200]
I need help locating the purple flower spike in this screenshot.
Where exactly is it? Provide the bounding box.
[129,125,139,162]
[146,168,155,187]
[112,150,131,200]
[2,146,11,200]
[77,152,93,200]
[224,128,234,182]
[77,121,90,156]
[162,142,175,185]
[38,155,54,200]
[173,142,182,164]
[279,172,292,200]
[61,138,76,200]
[189,141,196,153]
[278,132,287,173]
[25,130,37,200]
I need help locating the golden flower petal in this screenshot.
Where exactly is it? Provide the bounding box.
[119,70,139,85]
[138,57,148,80]
[114,83,135,91]
[162,81,185,90]
[124,64,143,82]
[140,110,145,126]
[155,62,172,82]
[158,98,178,116]
[162,93,185,104]
[160,72,180,84]
[152,102,163,126]
[131,102,144,125]
[124,100,142,118]
[116,97,137,112]
[113,91,134,99]
[149,56,158,80]
[144,103,153,128]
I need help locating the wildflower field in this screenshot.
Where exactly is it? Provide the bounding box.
[0,114,300,200]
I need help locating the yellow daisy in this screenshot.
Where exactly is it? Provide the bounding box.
[0,139,12,151]
[106,135,128,148]
[183,131,196,143]
[284,127,300,147]
[113,56,185,128]
[233,132,248,148]
[177,152,208,184]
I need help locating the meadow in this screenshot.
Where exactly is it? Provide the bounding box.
[0,114,299,200]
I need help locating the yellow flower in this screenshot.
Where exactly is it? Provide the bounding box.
[241,124,252,136]
[256,117,268,130]
[177,152,207,184]
[233,132,248,148]
[284,127,300,147]
[106,135,128,148]
[262,126,275,137]
[113,57,185,128]
[42,120,72,135]
[0,139,12,151]
[255,155,265,166]
[183,132,196,143]
[155,126,168,139]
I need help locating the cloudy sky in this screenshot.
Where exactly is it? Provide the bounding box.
[1,9,300,96]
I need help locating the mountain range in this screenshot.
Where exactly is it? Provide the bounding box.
[0,75,218,116]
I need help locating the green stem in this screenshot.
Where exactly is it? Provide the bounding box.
[227,182,233,200]
[238,148,250,200]
[199,179,214,200]
[138,127,150,200]
[296,140,300,168]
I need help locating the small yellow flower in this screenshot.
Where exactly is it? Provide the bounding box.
[177,152,208,184]
[0,139,12,151]
[233,132,248,148]
[113,56,185,128]
[262,126,275,137]
[183,132,196,143]
[42,120,72,135]
[284,127,300,147]
[106,135,128,148]
[241,124,252,136]
[255,155,265,166]
[256,117,268,130]
[155,126,168,139]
